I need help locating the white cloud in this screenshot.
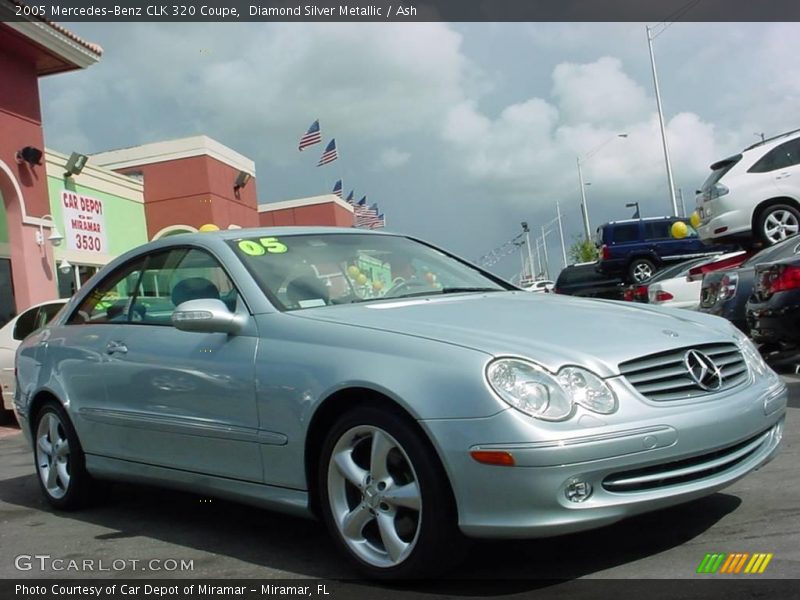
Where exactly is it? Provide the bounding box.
[552,57,650,126]
[377,148,411,169]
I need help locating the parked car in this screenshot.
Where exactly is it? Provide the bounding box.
[646,257,714,310]
[699,235,800,332]
[553,262,623,299]
[695,128,800,247]
[620,258,708,304]
[746,255,800,351]
[15,228,786,578]
[0,299,67,420]
[595,216,730,284]
[522,279,554,293]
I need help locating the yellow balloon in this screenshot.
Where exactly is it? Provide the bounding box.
[356,273,368,285]
[199,223,220,232]
[671,221,688,239]
[372,280,384,292]
[690,211,701,229]
[347,265,361,278]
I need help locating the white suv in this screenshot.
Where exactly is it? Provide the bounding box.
[695,129,800,246]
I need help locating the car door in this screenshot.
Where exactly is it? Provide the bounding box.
[93,247,262,482]
[769,138,800,200]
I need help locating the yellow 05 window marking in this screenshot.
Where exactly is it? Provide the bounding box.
[238,237,289,256]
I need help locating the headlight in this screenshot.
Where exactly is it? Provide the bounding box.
[486,359,617,421]
[733,329,774,379]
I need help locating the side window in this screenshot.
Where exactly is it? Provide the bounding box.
[749,139,800,173]
[12,306,40,341]
[612,224,640,244]
[644,222,671,239]
[135,248,238,326]
[67,259,145,325]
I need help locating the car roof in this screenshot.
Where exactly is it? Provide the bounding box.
[741,127,800,154]
[601,216,683,226]
[167,226,390,242]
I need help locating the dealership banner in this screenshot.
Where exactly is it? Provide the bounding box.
[61,191,108,254]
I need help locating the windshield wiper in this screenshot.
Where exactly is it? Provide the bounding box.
[440,287,504,294]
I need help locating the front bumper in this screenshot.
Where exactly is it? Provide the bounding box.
[422,375,786,539]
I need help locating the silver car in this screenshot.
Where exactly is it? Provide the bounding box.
[15,228,787,578]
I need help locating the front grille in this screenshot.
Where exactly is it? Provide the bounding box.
[603,428,771,493]
[619,343,748,402]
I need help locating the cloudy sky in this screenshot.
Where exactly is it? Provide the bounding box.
[39,22,800,279]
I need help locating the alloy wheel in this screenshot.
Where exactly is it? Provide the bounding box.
[763,209,799,243]
[36,411,71,499]
[327,425,422,568]
[632,262,654,282]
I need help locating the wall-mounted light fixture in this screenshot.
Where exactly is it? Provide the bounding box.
[16,146,43,167]
[35,214,64,247]
[58,258,73,274]
[234,171,251,194]
[64,152,89,177]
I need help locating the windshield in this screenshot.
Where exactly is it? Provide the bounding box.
[700,154,741,191]
[227,233,509,310]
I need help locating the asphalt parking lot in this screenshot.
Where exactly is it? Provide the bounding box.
[0,380,797,586]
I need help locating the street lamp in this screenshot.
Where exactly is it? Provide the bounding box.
[577,133,628,241]
[626,202,641,219]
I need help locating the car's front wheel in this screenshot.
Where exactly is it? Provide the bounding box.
[757,204,800,246]
[33,402,91,510]
[319,406,461,578]
[628,258,656,283]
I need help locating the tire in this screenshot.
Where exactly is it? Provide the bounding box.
[318,406,462,579]
[628,258,656,283]
[756,203,800,246]
[33,402,91,510]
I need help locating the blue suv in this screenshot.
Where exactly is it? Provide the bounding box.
[596,216,732,283]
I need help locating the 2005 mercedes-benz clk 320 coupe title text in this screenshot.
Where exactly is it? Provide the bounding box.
[14,228,786,578]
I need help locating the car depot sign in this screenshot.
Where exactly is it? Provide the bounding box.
[61,191,107,253]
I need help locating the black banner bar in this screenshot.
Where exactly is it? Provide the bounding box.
[2,0,800,22]
[4,579,800,600]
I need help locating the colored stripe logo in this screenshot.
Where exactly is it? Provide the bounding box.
[697,553,773,574]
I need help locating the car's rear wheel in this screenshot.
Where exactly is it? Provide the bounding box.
[33,402,91,510]
[628,258,656,283]
[757,204,800,246]
[319,406,461,578]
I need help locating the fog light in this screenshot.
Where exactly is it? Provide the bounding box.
[565,479,593,503]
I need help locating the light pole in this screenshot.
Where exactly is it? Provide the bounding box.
[647,25,678,217]
[577,133,628,241]
[541,225,550,280]
[521,222,535,282]
[556,200,567,269]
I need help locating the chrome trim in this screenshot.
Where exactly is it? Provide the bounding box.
[78,407,288,445]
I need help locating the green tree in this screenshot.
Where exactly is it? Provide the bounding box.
[568,235,599,264]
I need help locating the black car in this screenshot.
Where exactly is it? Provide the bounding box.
[699,234,800,332]
[746,256,800,351]
[595,216,732,284]
[553,262,623,299]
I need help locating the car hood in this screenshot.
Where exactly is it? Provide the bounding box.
[292,291,738,377]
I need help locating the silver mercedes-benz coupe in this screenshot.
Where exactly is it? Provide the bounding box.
[15,228,786,578]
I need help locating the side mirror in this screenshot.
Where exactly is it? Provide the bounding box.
[171,298,245,334]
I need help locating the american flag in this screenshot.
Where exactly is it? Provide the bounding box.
[345,190,354,203]
[298,120,321,151]
[355,198,383,228]
[367,214,386,229]
[317,139,339,166]
[332,179,343,198]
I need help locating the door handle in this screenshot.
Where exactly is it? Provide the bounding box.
[105,341,128,355]
[775,172,791,180]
